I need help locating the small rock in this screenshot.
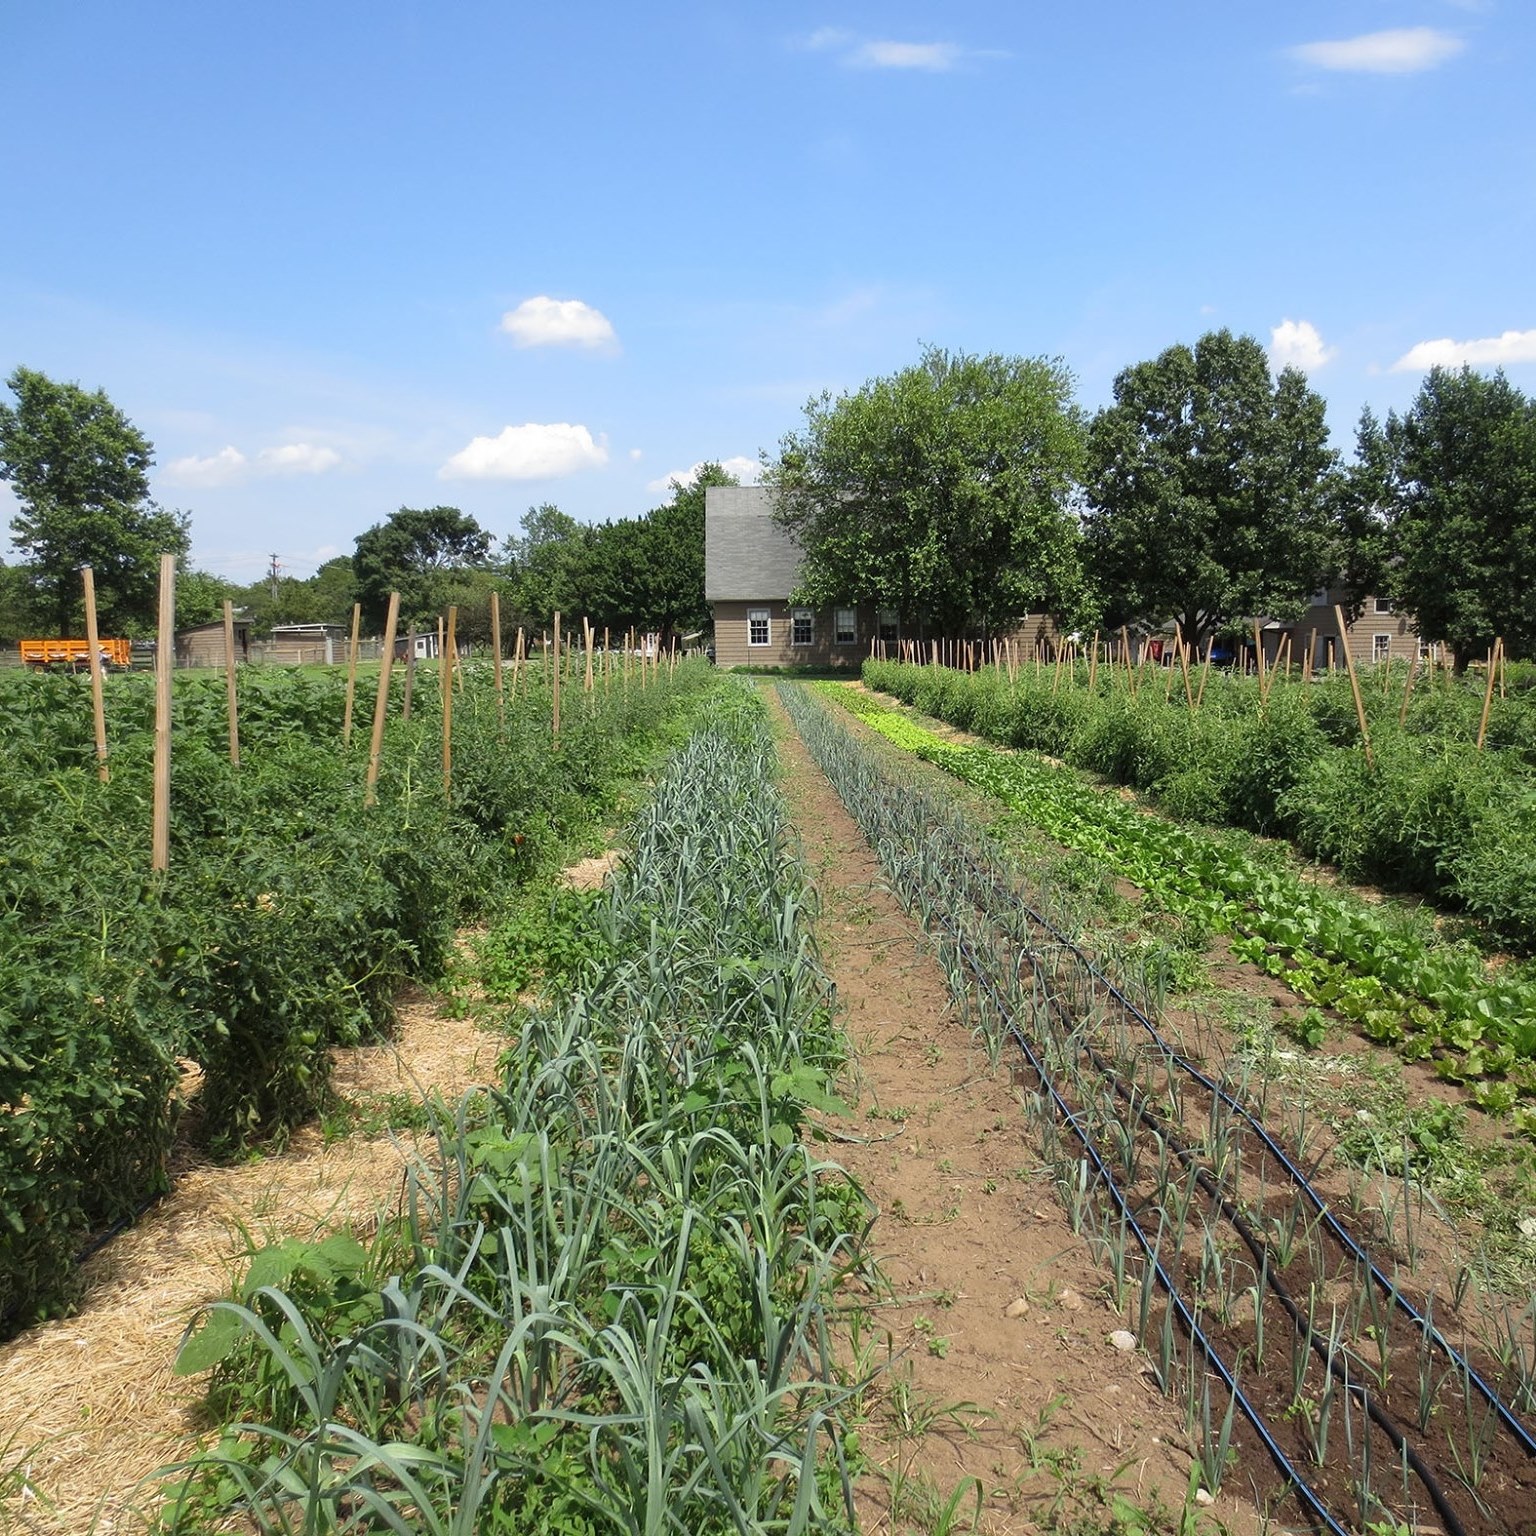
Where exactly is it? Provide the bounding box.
[1108,1329,1137,1352]
[1058,1287,1085,1312]
[1004,1297,1030,1319]
[1033,1208,1049,1220]
[1194,1488,1214,1507]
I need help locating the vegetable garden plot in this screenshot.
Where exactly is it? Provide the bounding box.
[781,683,1536,1536]
[828,683,1536,1123]
[159,687,867,1535]
[864,659,1536,955]
[1,661,717,1337]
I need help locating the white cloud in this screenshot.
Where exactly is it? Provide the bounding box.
[800,26,853,51]
[646,456,761,495]
[499,296,616,349]
[628,447,643,461]
[165,445,248,487]
[1391,328,1536,371]
[440,423,608,481]
[1289,27,1464,74]
[852,40,963,71]
[258,443,342,474]
[1269,319,1337,373]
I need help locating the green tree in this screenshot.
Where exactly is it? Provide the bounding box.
[767,348,1086,638]
[1381,367,1536,665]
[352,505,491,629]
[175,569,243,631]
[505,503,588,628]
[645,463,734,644]
[1081,330,1339,647]
[0,366,189,634]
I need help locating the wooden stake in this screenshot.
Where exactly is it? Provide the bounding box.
[221,599,240,767]
[490,590,504,733]
[152,553,175,872]
[365,591,400,807]
[1303,627,1316,684]
[1476,638,1502,750]
[552,610,562,743]
[1398,649,1418,727]
[81,564,110,782]
[584,617,595,694]
[1175,623,1194,709]
[1334,604,1375,770]
[1196,637,1213,710]
[403,626,416,721]
[342,602,362,745]
[1253,619,1269,705]
[512,626,525,697]
[1119,626,1132,691]
[442,605,457,796]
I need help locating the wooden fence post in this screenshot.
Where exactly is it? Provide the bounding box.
[442,605,457,796]
[152,553,175,872]
[222,599,240,767]
[1334,604,1375,769]
[366,592,400,807]
[342,602,362,745]
[81,564,110,782]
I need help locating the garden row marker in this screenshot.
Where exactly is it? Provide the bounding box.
[81,564,110,783]
[1476,638,1504,750]
[491,590,505,734]
[222,599,240,767]
[342,601,362,745]
[1334,603,1375,770]
[152,553,175,872]
[552,610,562,744]
[365,591,400,808]
[442,605,457,796]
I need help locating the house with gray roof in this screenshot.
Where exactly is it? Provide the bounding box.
[704,485,890,667]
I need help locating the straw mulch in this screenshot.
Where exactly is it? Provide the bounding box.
[0,992,503,1534]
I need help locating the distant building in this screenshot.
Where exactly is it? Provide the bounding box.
[268,623,347,665]
[175,618,252,667]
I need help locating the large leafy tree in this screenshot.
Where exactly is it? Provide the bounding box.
[0,366,189,634]
[766,347,1087,639]
[1081,330,1338,647]
[504,503,589,628]
[352,505,492,628]
[1379,367,1536,666]
[643,462,735,644]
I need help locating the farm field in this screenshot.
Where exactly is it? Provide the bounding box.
[3,670,1536,1534]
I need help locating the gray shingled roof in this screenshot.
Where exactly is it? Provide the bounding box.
[703,485,805,601]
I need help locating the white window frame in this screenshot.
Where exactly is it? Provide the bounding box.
[1374,596,1395,615]
[1372,632,1392,663]
[1308,589,1329,608]
[834,607,857,645]
[791,608,814,646]
[877,609,899,643]
[747,608,770,647]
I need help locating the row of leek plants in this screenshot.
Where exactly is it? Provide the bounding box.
[822,683,1536,1124]
[161,685,868,1536]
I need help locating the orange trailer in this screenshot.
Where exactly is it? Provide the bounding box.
[19,637,131,670]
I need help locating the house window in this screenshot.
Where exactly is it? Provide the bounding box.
[791,608,814,646]
[1373,632,1392,663]
[878,609,899,643]
[748,609,770,647]
[1374,596,1395,615]
[835,608,857,645]
[1309,589,1329,608]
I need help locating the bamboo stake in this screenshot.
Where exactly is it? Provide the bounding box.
[152,553,175,872]
[221,599,240,767]
[365,591,400,807]
[1253,619,1270,705]
[1303,627,1316,684]
[1476,638,1502,750]
[403,626,416,720]
[552,611,562,743]
[1196,637,1214,710]
[491,590,504,733]
[1334,604,1375,769]
[1175,623,1194,709]
[441,606,457,796]
[584,617,595,694]
[81,565,110,782]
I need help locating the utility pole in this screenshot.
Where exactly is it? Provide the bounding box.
[268,553,281,605]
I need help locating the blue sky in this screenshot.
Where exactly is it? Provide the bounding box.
[2,1,1531,584]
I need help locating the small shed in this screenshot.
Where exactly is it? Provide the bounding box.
[175,618,252,667]
[268,623,346,665]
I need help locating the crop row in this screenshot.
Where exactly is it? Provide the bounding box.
[823,684,1536,1120]
[163,686,864,1534]
[1,663,718,1336]
[864,659,1536,953]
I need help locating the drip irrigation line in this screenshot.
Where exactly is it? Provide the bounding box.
[946,838,1536,1465]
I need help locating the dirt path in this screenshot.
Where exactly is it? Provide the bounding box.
[0,986,503,1535]
[767,696,1264,1535]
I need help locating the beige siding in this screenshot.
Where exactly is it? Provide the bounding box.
[711,601,875,669]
